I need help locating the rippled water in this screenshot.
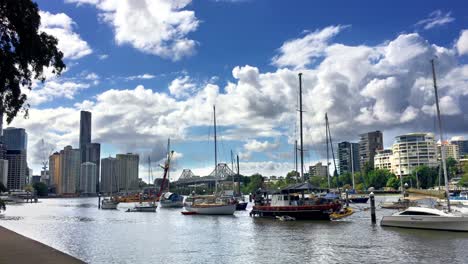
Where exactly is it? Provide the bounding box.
[1,196,468,264]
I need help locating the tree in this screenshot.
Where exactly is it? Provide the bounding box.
[0,182,7,193]
[33,182,48,196]
[412,165,438,189]
[0,198,5,211]
[285,171,298,184]
[365,169,394,189]
[446,157,458,179]
[386,176,400,190]
[244,173,264,194]
[0,0,65,123]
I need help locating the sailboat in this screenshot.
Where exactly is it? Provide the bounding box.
[101,158,119,210]
[381,60,468,231]
[183,106,236,215]
[250,73,342,220]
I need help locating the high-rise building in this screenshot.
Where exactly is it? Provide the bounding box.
[101,157,118,193]
[85,143,100,192]
[374,149,393,171]
[450,139,468,158]
[80,162,97,194]
[116,153,139,192]
[392,133,438,177]
[79,111,91,163]
[6,150,27,190]
[2,127,27,151]
[338,142,360,174]
[60,146,80,194]
[309,162,328,177]
[49,152,62,194]
[0,159,8,187]
[438,141,460,161]
[358,131,383,170]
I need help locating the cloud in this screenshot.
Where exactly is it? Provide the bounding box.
[415,10,455,30]
[457,30,468,56]
[24,80,90,106]
[271,25,347,69]
[125,74,156,81]
[98,54,109,60]
[66,0,199,61]
[39,11,92,60]
[168,76,196,98]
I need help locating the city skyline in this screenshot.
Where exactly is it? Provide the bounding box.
[5,0,468,178]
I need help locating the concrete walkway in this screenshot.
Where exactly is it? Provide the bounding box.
[0,226,85,264]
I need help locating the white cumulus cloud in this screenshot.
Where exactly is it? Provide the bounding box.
[456,30,468,56]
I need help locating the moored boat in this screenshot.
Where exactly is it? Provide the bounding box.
[101,198,119,210]
[127,201,157,212]
[159,192,184,208]
[184,195,236,215]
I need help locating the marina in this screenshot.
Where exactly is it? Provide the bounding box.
[1,196,468,263]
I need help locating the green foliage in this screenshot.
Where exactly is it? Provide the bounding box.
[243,173,264,194]
[459,163,468,187]
[308,176,328,189]
[446,157,458,178]
[0,182,7,192]
[285,171,298,184]
[365,169,395,189]
[0,0,65,123]
[412,165,439,189]
[386,176,400,190]
[33,182,48,196]
[355,183,365,191]
[0,198,5,211]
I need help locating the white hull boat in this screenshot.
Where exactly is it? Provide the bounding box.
[184,204,236,215]
[101,198,119,210]
[381,207,468,232]
[160,200,184,208]
[127,202,157,212]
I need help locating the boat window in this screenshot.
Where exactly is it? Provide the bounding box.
[284,195,289,200]
[400,211,439,216]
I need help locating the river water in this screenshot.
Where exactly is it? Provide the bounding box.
[1,196,468,264]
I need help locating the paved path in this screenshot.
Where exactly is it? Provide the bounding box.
[0,226,85,264]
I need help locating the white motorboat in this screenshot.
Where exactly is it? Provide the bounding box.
[101,198,119,210]
[449,192,468,206]
[159,192,184,208]
[381,207,468,231]
[128,201,157,212]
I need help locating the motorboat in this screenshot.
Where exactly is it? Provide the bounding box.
[127,201,157,212]
[184,195,236,215]
[101,198,119,210]
[450,192,468,206]
[330,207,354,220]
[381,207,468,231]
[159,192,184,208]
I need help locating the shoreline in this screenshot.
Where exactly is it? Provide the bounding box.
[0,225,84,264]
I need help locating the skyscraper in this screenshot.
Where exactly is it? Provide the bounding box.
[338,142,360,174]
[0,159,8,187]
[85,143,100,192]
[60,146,80,194]
[79,111,91,163]
[80,162,97,194]
[358,131,383,170]
[101,157,118,193]
[49,152,62,194]
[451,139,468,157]
[2,127,27,151]
[6,150,27,190]
[116,153,139,193]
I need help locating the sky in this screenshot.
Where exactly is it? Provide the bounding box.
[10,0,468,180]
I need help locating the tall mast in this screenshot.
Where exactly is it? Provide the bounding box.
[294,140,298,181]
[231,150,235,192]
[148,156,151,186]
[431,59,450,212]
[214,105,218,194]
[167,138,170,191]
[237,154,240,195]
[298,73,304,183]
[327,117,339,187]
[351,143,355,190]
[326,113,330,188]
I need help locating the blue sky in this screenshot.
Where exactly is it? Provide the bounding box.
[12,0,468,178]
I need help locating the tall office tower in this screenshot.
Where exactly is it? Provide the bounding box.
[101,157,118,193]
[309,162,328,177]
[80,162,97,194]
[358,131,383,170]
[116,153,139,193]
[0,159,8,187]
[49,152,62,194]
[2,127,28,151]
[338,142,360,174]
[79,111,92,163]
[85,143,101,192]
[451,139,468,157]
[60,146,80,194]
[6,150,26,190]
[392,133,438,177]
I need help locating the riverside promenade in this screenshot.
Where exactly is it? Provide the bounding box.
[0,226,84,264]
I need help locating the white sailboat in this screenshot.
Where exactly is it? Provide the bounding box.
[101,159,119,210]
[183,106,236,215]
[381,60,468,232]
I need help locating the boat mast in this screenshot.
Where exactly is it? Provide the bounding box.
[431,59,451,212]
[295,140,298,182]
[298,73,304,183]
[325,113,330,188]
[148,156,151,189]
[231,150,235,192]
[351,143,355,190]
[326,115,339,187]
[167,138,170,191]
[237,154,240,195]
[214,105,218,194]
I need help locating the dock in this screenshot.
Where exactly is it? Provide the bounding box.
[0,226,84,264]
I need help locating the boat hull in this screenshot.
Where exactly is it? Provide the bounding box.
[184,204,236,215]
[236,202,248,210]
[250,205,337,220]
[160,200,184,208]
[350,197,369,203]
[101,200,119,210]
[381,216,468,231]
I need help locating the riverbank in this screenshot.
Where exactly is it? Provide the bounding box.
[0,226,84,264]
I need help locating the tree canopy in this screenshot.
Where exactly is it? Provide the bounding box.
[0,0,65,123]
[33,182,48,196]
